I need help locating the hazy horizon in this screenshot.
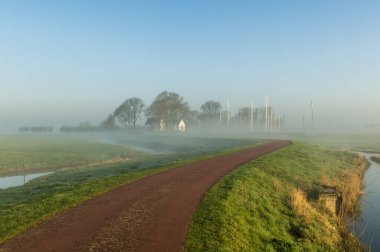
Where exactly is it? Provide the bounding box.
[1,1,379,133]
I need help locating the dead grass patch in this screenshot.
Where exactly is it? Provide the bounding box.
[317,156,369,251]
[290,188,341,247]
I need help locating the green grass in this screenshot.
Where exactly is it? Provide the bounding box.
[0,133,260,175]
[185,142,358,251]
[290,133,380,152]
[0,135,259,244]
[0,162,176,243]
[0,135,134,175]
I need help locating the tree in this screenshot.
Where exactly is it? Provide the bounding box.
[100,114,116,129]
[200,100,221,121]
[114,97,145,129]
[234,107,258,123]
[19,126,30,133]
[60,122,97,132]
[187,110,200,126]
[146,91,190,129]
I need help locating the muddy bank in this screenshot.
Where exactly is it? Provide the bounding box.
[370,155,380,163]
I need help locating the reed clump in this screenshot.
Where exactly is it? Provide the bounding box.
[290,156,369,251]
[322,156,369,251]
[290,187,341,248]
[335,156,369,251]
[335,156,367,217]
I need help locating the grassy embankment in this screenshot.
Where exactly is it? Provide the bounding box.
[0,134,259,244]
[0,133,260,175]
[186,142,367,251]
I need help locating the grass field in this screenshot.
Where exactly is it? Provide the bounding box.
[0,135,134,175]
[185,142,362,251]
[0,134,258,243]
[1,133,372,248]
[0,133,259,176]
[290,133,380,152]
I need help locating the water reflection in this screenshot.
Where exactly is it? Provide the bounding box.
[0,172,54,190]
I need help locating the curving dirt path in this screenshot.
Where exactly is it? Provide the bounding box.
[0,140,290,252]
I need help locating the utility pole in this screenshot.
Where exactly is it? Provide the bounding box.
[250,102,254,132]
[219,111,222,126]
[270,109,273,132]
[227,100,230,129]
[311,99,314,135]
[265,96,268,132]
[302,114,305,135]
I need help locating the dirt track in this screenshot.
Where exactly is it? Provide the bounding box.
[0,140,290,252]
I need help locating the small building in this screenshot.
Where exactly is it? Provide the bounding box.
[179,120,186,132]
[318,185,342,215]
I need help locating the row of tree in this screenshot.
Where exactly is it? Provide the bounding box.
[19,126,53,133]
[60,122,98,132]
[100,91,285,132]
[100,91,190,130]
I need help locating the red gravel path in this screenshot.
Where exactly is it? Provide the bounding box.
[0,140,290,252]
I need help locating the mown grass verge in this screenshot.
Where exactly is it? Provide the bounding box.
[0,139,261,244]
[185,142,367,251]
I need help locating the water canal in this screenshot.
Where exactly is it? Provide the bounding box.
[352,153,380,250]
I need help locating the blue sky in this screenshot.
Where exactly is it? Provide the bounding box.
[0,1,379,132]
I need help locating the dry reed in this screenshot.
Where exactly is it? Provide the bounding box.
[319,156,369,251]
[290,187,341,247]
[289,156,369,251]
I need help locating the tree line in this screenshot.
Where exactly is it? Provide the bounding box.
[98,90,285,132]
[19,126,53,133]
[100,91,189,131]
[60,122,98,132]
[16,90,285,134]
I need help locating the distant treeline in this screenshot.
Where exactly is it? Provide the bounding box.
[98,90,286,132]
[60,90,286,133]
[19,126,53,133]
[60,122,99,132]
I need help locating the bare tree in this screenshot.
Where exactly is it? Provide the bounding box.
[114,97,145,128]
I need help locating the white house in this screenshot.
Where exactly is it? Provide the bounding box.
[179,120,186,132]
